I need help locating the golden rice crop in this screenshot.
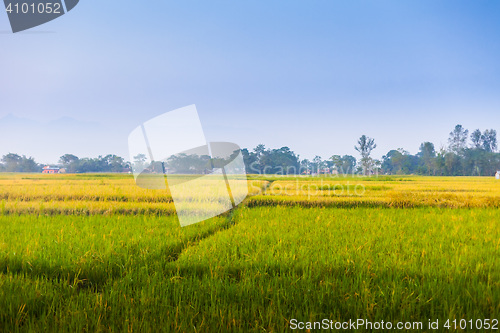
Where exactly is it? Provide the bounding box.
[0,174,268,215]
[262,176,500,208]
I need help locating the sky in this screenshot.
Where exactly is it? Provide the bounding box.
[1,0,500,163]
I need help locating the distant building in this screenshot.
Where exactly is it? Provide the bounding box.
[496,171,500,180]
[42,166,60,174]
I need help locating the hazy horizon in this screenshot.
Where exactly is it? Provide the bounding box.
[0,112,497,166]
[2,0,499,164]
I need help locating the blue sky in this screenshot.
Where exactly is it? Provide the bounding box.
[1,0,500,163]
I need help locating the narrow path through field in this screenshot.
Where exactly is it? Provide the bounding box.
[165,180,273,263]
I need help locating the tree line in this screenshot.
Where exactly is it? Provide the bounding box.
[0,154,129,173]
[380,125,499,176]
[1,124,498,176]
[242,125,499,176]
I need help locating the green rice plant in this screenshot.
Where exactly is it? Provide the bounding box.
[0,173,498,331]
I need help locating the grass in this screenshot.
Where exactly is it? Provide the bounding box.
[0,174,499,332]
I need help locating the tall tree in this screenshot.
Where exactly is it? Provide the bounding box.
[105,155,125,172]
[340,155,357,175]
[448,125,469,154]
[2,153,22,172]
[355,135,377,175]
[418,142,436,175]
[253,144,266,173]
[253,144,266,158]
[330,155,342,173]
[312,155,323,174]
[59,154,79,165]
[132,154,148,172]
[471,129,482,149]
[481,129,498,152]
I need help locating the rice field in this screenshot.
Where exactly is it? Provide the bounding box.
[0,173,498,332]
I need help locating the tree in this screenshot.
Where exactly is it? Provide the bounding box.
[355,135,377,175]
[448,125,469,154]
[312,156,323,174]
[133,154,148,172]
[444,152,462,176]
[253,144,266,157]
[462,148,491,176]
[340,155,357,175]
[481,129,497,153]
[2,153,22,172]
[241,148,259,174]
[19,156,39,172]
[418,142,436,175]
[1,153,39,172]
[330,155,342,173]
[300,159,311,175]
[373,159,382,175]
[167,153,211,174]
[381,149,419,175]
[259,147,300,175]
[471,129,482,149]
[253,144,266,173]
[105,155,125,172]
[59,154,79,165]
[329,155,357,175]
[59,154,80,173]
